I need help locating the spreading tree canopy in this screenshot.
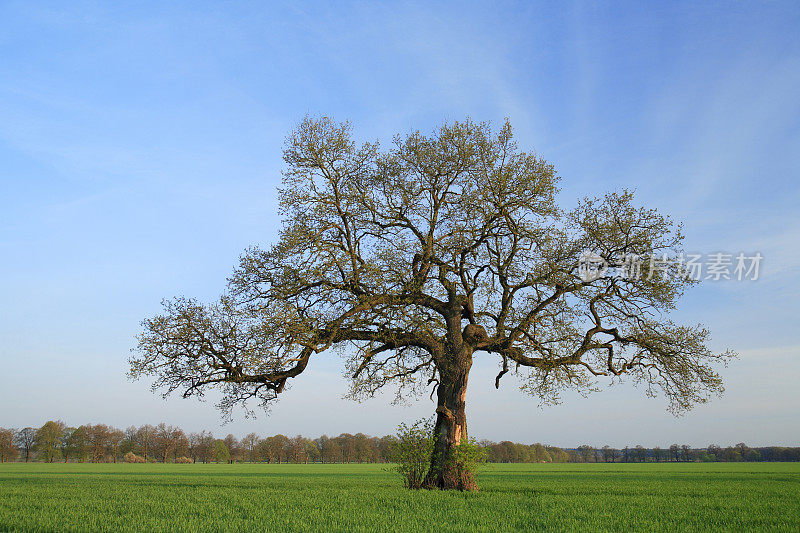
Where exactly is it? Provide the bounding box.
[130,117,734,489]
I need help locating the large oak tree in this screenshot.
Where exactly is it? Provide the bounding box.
[130,117,734,489]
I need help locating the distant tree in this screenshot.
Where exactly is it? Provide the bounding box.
[252,437,268,463]
[153,424,186,463]
[669,444,680,462]
[265,435,289,464]
[108,428,125,463]
[59,427,75,462]
[131,118,735,489]
[175,431,190,461]
[681,444,692,462]
[338,433,356,463]
[707,444,721,461]
[325,437,343,463]
[315,435,330,464]
[377,435,399,463]
[85,424,111,463]
[744,449,761,462]
[287,435,309,463]
[67,426,89,462]
[498,441,524,463]
[137,425,157,461]
[197,431,215,463]
[353,433,374,463]
[187,432,201,462]
[187,431,214,463]
[15,428,36,462]
[35,421,66,462]
[532,443,551,463]
[547,446,569,463]
[155,423,175,462]
[120,426,139,457]
[493,441,511,463]
[305,439,321,463]
[652,446,663,462]
[735,442,748,459]
[212,440,231,463]
[0,428,19,462]
[223,434,241,463]
[601,445,614,463]
[698,450,716,462]
[634,445,647,463]
[718,446,741,462]
[577,445,594,463]
[241,433,260,462]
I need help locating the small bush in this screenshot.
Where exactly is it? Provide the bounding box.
[123,452,145,463]
[174,456,193,464]
[393,418,434,489]
[446,437,487,490]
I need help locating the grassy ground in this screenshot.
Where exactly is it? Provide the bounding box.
[0,462,798,532]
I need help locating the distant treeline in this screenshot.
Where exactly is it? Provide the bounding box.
[522,443,800,463]
[1,422,798,463]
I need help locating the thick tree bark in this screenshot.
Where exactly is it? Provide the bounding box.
[423,349,476,491]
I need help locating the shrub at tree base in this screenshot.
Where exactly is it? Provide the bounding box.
[394,419,486,491]
[174,456,193,464]
[394,419,434,489]
[123,452,145,463]
[441,437,487,491]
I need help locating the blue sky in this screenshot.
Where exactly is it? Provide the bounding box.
[1,1,799,447]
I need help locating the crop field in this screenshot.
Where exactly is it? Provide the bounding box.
[0,462,798,532]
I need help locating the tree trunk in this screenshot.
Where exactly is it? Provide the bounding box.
[423,353,476,491]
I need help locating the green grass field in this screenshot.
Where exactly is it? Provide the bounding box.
[1,462,798,532]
